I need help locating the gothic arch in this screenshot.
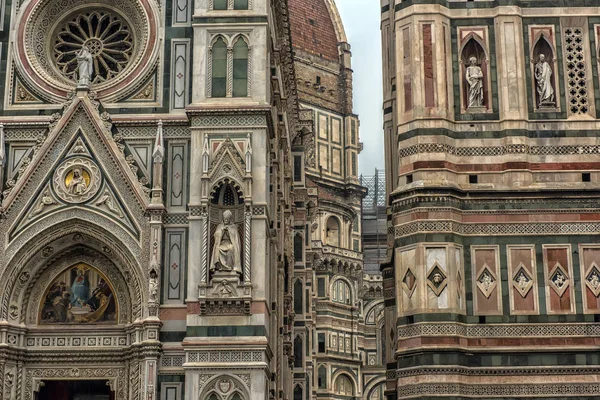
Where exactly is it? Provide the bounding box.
[199,374,250,400]
[531,33,559,110]
[0,217,146,324]
[459,33,490,111]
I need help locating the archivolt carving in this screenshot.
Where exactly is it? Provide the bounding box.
[24,249,132,325]
[1,218,145,322]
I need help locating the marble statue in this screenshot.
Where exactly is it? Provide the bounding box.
[67,168,88,195]
[149,270,159,303]
[30,190,55,218]
[95,189,122,217]
[211,210,242,276]
[77,45,94,87]
[535,54,555,107]
[465,56,484,108]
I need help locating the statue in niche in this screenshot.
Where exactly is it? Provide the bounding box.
[149,270,159,303]
[211,210,242,276]
[77,45,94,87]
[535,54,555,107]
[465,56,484,108]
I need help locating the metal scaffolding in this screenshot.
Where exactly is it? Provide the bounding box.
[360,168,386,210]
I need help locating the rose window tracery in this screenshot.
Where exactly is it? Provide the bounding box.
[54,11,134,84]
[17,0,159,102]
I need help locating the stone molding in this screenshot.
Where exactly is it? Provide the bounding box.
[396,322,600,338]
[398,382,600,398]
[394,220,600,238]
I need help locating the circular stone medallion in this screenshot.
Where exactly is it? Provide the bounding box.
[53,158,101,203]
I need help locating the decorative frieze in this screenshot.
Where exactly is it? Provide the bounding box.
[396,322,600,338]
[395,221,600,238]
[187,350,263,364]
[398,383,600,398]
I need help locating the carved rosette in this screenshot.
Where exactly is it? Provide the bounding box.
[52,157,101,203]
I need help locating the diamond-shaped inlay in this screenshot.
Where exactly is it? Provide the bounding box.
[585,263,600,297]
[402,268,417,298]
[512,263,533,298]
[426,262,447,297]
[476,263,497,299]
[548,262,570,297]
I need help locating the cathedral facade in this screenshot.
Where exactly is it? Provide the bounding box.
[0,0,385,399]
[381,1,600,399]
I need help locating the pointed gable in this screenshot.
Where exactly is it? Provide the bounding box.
[4,93,150,243]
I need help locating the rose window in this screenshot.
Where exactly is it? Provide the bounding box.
[54,11,133,84]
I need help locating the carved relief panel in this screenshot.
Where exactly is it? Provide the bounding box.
[397,244,464,315]
[471,245,502,316]
[542,244,575,314]
[507,245,538,315]
[425,247,449,309]
[579,245,600,313]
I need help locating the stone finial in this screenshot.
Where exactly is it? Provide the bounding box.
[152,120,165,164]
[245,133,252,173]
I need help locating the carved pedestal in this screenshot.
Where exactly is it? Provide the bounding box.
[198,271,252,315]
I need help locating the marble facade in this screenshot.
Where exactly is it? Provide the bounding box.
[382,1,600,399]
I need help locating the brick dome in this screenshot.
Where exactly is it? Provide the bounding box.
[288,0,343,62]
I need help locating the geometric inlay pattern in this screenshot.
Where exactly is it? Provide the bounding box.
[512,263,533,298]
[402,268,417,298]
[476,263,497,299]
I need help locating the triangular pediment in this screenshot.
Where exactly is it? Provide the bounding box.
[208,138,247,184]
[4,93,149,243]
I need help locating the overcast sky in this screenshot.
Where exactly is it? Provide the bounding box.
[335,0,384,176]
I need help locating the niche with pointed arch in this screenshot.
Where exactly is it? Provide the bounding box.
[39,263,118,324]
[460,35,490,112]
[531,34,558,110]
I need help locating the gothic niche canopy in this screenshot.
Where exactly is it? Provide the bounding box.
[39,264,118,324]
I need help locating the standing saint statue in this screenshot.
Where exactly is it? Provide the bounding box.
[211,210,242,276]
[149,270,159,303]
[465,56,484,109]
[535,54,555,107]
[76,45,94,87]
